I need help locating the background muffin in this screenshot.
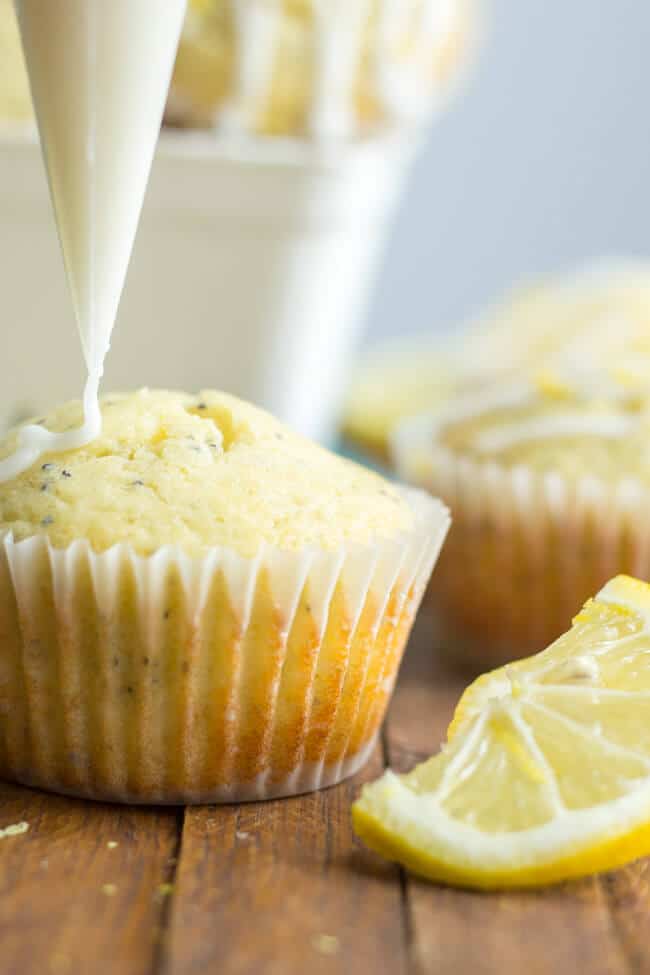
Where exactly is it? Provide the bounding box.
[392,373,650,672]
[166,0,477,138]
[342,259,650,460]
[341,335,455,461]
[0,0,32,123]
[0,389,449,802]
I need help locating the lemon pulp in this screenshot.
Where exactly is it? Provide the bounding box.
[353,575,650,889]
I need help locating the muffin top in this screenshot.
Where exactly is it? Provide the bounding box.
[0,389,413,557]
[427,376,650,482]
[343,261,650,458]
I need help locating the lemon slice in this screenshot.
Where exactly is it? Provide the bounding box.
[353,575,650,889]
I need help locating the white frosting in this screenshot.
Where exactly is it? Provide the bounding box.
[310,0,373,141]
[210,0,466,140]
[376,0,458,121]
[1,0,187,481]
[219,0,280,134]
[375,0,416,100]
[471,412,636,455]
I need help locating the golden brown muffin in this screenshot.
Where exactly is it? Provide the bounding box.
[343,259,650,460]
[0,389,449,802]
[393,374,650,673]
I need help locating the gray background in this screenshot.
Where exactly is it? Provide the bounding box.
[366,0,650,345]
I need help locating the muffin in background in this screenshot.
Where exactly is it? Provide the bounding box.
[392,372,650,673]
[166,0,478,138]
[0,388,449,803]
[342,259,650,459]
[0,0,32,123]
[341,335,455,461]
[462,259,650,378]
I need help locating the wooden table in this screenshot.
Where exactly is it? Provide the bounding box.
[1,612,647,975]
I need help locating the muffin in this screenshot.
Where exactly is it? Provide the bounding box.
[166,0,477,138]
[341,336,455,461]
[462,259,650,378]
[0,0,32,123]
[0,389,449,802]
[392,373,650,673]
[342,259,650,459]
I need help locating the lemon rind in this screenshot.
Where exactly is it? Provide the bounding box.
[354,576,650,889]
[353,796,650,890]
[353,771,650,890]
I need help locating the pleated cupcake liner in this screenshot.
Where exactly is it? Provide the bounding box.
[0,486,449,803]
[392,388,650,673]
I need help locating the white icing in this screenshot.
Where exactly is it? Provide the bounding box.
[471,412,636,455]
[0,372,101,481]
[316,0,466,137]
[0,0,187,481]
[375,0,419,119]
[210,0,466,140]
[219,0,281,134]
[309,0,372,141]
[559,313,640,369]
[375,0,460,122]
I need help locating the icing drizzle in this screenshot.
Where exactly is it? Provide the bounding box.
[0,0,187,482]
[185,0,470,139]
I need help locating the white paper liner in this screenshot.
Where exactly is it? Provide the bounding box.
[0,486,449,803]
[392,386,650,671]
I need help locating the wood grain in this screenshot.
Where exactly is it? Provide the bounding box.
[4,610,650,974]
[161,745,407,975]
[404,876,628,975]
[386,621,634,975]
[0,781,179,975]
[601,860,650,974]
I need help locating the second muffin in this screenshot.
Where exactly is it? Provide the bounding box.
[392,374,650,672]
[0,389,449,802]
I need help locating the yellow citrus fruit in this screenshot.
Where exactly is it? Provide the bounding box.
[353,576,650,889]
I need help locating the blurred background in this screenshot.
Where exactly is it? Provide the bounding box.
[4,0,650,671]
[370,0,650,342]
[2,0,650,442]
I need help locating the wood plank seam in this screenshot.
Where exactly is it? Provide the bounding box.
[0,782,181,975]
[160,743,410,974]
[600,869,645,975]
[381,725,414,971]
[151,806,186,975]
[384,636,640,975]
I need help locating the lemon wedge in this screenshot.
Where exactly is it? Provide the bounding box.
[353,575,650,889]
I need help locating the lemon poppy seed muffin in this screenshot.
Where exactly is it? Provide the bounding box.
[0,388,414,555]
[393,375,650,673]
[461,259,650,379]
[166,0,476,138]
[342,260,650,460]
[0,389,448,803]
[436,378,650,480]
[341,337,455,460]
